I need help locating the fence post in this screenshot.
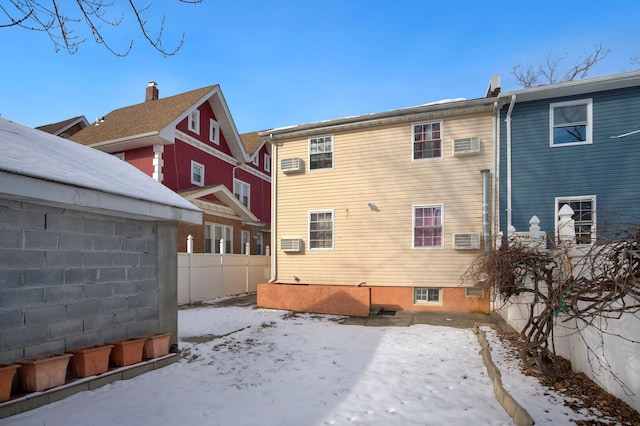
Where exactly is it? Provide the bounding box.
[508,225,517,245]
[245,242,250,293]
[265,245,270,257]
[187,235,193,304]
[529,215,541,248]
[557,205,576,244]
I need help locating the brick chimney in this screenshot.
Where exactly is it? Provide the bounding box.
[145,81,159,101]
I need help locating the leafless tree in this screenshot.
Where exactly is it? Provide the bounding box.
[512,43,610,88]
[0,0,202,56]
[463,216,640,390]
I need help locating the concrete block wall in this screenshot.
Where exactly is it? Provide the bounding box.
[0,198,174,364]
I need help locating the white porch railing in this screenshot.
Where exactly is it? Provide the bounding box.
[177,236,270,305]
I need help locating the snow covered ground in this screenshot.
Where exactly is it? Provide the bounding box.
[0,299,607,425]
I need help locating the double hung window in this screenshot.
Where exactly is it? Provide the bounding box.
[309,210,334,249]
[550,99,592,146]
[413,122,442,160]
[191,161,204,186]
[205,223,233,253]
[309,136,333,170]
[555,196,596,244]
[413,205,443,248]
[233,179,250,208]
[188,109,200,134]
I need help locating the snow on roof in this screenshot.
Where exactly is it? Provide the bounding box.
[0,117,201,223]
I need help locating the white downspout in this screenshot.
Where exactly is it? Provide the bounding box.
[268,136,277,283]
[506,95,516,231]
[492,100,499,248]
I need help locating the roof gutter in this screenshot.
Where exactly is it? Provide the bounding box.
[260,98,496,141]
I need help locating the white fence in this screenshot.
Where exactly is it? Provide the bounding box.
[177,238,270,305]
[495,211,640,412]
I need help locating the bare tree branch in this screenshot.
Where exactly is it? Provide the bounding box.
[512,43,610,88]
[0,0,202,56]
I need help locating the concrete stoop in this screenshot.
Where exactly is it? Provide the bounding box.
[473,325,535,426]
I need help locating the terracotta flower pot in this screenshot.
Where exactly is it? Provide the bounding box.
[107,338,146,367]
[15,353,73,392]
[143,333,172,359]
[0,364,19,402]
[66,344,114,378]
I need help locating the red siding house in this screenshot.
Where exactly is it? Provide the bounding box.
[70,82,271,254]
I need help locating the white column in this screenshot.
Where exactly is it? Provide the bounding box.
[152,144,164,182]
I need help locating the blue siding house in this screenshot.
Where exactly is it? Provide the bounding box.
[497,71,640,245]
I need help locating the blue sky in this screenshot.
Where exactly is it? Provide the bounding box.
[1,1,638,134]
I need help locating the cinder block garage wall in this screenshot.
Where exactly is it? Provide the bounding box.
[0,198,178,364]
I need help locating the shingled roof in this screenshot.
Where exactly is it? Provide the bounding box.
[239,131,269,156]
[36,116,88,138]
[71,85,216,146]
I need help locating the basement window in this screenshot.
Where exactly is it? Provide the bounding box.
[414,287,442,306]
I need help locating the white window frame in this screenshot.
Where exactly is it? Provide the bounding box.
[309,209,334,250]
[549,99,592,147]
[414,287,443,306]
[264,153,271,172]
[233,179,250,208]
[191,161,204,187]
[241,230,251,254]
[252,154,259,166]
[188,109,200,134]
[206,223,233,254]
[209,118,220,144]
[412,204,444,249]
[308,135,333,171]
[555,195,596,245]
[412,121,443,161]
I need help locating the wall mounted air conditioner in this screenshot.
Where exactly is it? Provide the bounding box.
[453,233,481,249]
[281,238,302,252]
[453,137,480,156]
[281,157,302,173]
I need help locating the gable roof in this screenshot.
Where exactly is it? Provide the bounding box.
[70,84,249,161]
[179,185,258,223]
[0,117,201,224]
[240,131,270,157]
[36,116,89,137]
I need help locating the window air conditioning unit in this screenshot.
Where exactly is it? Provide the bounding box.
[453,233,481,250]
[281,157,302,173]
[281,238,302,252]
[453,137,480,156]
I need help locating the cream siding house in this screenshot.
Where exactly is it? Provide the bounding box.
[259,90,500,315]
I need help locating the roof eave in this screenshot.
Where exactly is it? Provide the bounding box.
[499,70,640,103]
[260,97,497,141]
[87,132,172,153]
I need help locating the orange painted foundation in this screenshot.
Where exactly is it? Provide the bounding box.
[257,283,370,316]
[257,283,490,316]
